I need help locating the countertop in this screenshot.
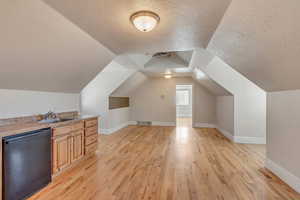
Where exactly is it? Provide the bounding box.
[0,115,98,138]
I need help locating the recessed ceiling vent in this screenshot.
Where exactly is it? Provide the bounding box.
[152,52,175,58]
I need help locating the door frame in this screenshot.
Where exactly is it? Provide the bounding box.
[175,84,194,127]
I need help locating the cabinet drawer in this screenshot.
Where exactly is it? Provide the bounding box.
[72,129,84,136]
[53,125,72,137]
[85,118,98,128]
[85,142,97,154]
[85,134,98,146]
[72,121,84,131]
[85,126,98,136]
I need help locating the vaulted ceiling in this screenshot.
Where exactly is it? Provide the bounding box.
[208,0,300,91]
[141,51,193,77]
[1,0,114,93]
[1,0,300,93]
[43,0,232,54]
[193,69,231,96]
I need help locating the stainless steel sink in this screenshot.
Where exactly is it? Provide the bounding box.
[38,118,74,124]
[58,118,74,122]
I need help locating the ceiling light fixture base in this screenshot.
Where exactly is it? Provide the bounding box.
[130,10,160,32]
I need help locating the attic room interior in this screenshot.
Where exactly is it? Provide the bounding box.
[1,0,300,199]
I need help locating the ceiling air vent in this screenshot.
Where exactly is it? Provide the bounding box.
[152,52,175,58]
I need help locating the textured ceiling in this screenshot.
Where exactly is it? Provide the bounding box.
[111,72,149,97]
[43,0,232,54]
[3,0,300,93]
[192,70,231,96]
[141,51,193,77]
[207,0,300,91]
[111,70,231,97]
[0,0,114,93]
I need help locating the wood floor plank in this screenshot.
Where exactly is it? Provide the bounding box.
[28,124,300,200]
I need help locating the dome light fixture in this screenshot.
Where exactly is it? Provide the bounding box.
[164,74,172,79]
[130,10,160,32]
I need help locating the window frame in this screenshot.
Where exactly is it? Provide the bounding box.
[176,89,190,106]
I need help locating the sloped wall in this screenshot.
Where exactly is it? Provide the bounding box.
[207,0,300,92]
[1,0,114,93]
[80,61,136,132]
[111,72,149,97]
[191,49,266,143]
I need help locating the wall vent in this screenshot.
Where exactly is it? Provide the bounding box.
[137,121,152,126]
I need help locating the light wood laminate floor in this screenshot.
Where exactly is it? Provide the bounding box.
[28,124,300,200]
[176,117,193,127]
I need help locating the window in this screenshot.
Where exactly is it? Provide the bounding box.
[176,90,190,106]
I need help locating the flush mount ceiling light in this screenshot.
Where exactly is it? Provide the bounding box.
[130,10,160,32]
[164,74,172,79]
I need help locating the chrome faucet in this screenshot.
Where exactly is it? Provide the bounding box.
[43,111,58,120]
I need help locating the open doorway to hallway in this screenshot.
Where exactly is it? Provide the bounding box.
[176,85,193,127]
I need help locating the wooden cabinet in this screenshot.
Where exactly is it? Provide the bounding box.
[53,125,72,137]
[52,135,71,174]
[73,121,84,131]
[52,121,84,175]
[71,130,84,162]
[52,118,98,175]
[85,134,98,146]
[85,142,98,154]
[85,126,97,137]
[84,118,98,155]
[85,118,97,128]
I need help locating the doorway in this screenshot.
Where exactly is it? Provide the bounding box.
[176,85,193,127]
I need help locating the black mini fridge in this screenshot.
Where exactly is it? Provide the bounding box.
[2,128,52,200]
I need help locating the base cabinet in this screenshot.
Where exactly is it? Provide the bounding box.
[71,131,84,162]
[52,135,71,174]
[84,118,98,155]
[52,118,98,175]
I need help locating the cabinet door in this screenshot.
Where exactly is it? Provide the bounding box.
[52,135,71,174]
[71,131,84,162]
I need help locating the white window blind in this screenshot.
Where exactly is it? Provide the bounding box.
[176,90,190,106]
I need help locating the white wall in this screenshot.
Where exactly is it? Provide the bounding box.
[105,107,130,133]
[216,96,234,136]
[191,50,266,144]
[0,89,79,118]
[129,77,216,126]
[176,85,193,117]
[80,60,136,131]
[266,90,300,192]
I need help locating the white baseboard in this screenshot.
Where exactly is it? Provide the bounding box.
[100,121,176,134]
[100,129,111,135]
[234,136,266,144]
[125,121,176,126]
[196,123,236,142]
[194,123,216,128]
[100,121,131,135]
[216,126,234,141]
[215,125,265,144]
[266,159,300,193]
[101,121,266,144]
[127,121,137,125]
[177,115,192,118]
[152,121,176,126]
